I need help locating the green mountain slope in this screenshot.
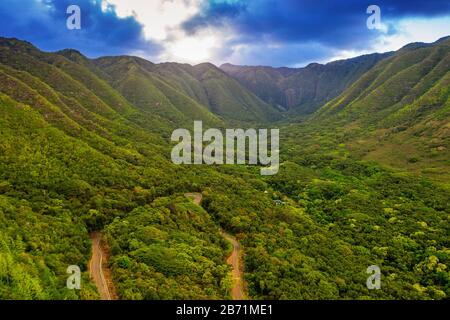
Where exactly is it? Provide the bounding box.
[92,56,224,128]
[92,57,281,123]
[150,62,282,122]
[221,52,391,115]
[311,37,450,181]
[0,38,232,299]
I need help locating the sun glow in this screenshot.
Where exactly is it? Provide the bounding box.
[103,0,221,63]
[104,0,202,41]
[165,34,217,63]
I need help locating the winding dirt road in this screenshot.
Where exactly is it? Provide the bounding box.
[222,232,245,300]
[185,193,246,300]
[89,232,115,300]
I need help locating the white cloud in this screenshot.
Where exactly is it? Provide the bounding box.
[324,16,450,66]
[372,16,450,53]
[162,30,217,63]
[104,0,228,63]
[101,2,450,66]
[105,0,202,41]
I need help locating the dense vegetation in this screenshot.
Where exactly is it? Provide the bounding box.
[104,196,231,299]
[0,36,448,300]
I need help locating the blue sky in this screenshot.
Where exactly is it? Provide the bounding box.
[1,0,449,66]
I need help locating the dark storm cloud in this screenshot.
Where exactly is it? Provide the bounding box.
[183,0,450,64]
[184,0,450,47]
[0,0,161,57]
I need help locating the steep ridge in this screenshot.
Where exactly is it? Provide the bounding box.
[93,56,224,128]
[311,37,450,180]
[92,57,281,123]
[221,52,391,114]
[150,62,282,122]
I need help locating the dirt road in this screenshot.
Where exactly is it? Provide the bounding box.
[185,192,203,205]
[222,232,246,300]
[185,193,246,300]
[89,232,114,300]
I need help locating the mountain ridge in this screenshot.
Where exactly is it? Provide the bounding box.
[220,52,392,114]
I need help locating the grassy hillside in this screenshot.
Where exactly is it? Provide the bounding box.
[311,37,450,182]
[93,56,224,128]
[93,58,282,123]
[150,62,282,122]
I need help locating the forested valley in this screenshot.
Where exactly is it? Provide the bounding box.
[0,36,449,300]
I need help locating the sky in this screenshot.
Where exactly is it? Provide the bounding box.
[0,0,449,67]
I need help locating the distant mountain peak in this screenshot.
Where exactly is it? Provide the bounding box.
[220,52,392,114]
